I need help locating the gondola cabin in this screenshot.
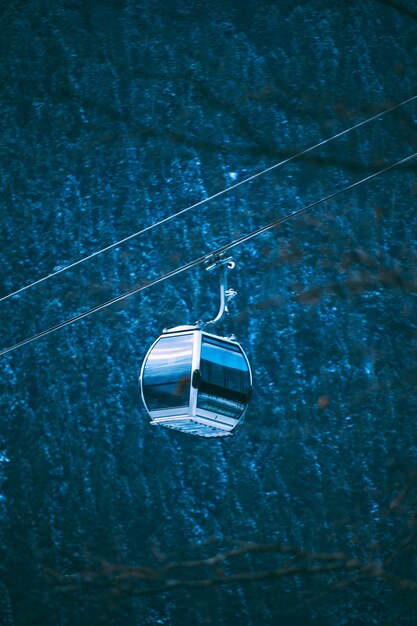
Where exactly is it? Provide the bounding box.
[140,325,252,437]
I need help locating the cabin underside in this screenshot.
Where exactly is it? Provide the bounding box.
[150,416,234,437]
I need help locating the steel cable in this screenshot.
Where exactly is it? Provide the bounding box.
[1,93,416,304]
[1,149,416,357]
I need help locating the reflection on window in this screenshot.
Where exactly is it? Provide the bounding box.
[197,337,251,419]
[198,391,245,419]
[143,335,193,411]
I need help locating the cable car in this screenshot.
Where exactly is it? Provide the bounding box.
[139,257,252,437]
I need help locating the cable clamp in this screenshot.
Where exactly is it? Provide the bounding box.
[205,254,235,273]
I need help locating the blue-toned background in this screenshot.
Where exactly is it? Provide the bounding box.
[1,1,417,624]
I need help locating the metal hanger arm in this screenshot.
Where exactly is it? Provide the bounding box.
[204,256,236,326]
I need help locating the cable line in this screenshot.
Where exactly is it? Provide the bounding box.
[1,93,416,305]
[1,149,416,358]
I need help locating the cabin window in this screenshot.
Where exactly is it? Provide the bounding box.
[197,336,251,419]
[142,334,193,410]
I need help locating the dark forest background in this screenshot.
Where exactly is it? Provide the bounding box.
[1,0,417,624]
